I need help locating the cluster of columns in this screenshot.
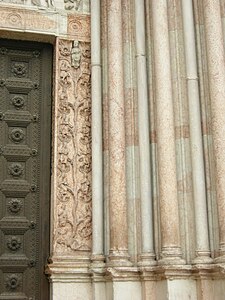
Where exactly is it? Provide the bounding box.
[91,0,225,267]
[91,0,183,266]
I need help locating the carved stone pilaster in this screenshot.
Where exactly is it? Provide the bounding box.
[52,38,92,256]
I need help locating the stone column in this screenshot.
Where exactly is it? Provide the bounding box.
[91,0,104,263]
[134,0,155,265]
[152,0,183,264]
[107,0,130,265]
[203,0,225,262]
[91,1,106,298]
[182,0,212,263]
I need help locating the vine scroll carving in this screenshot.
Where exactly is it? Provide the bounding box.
[53,39,92,253]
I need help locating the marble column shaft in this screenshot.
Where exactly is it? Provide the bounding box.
[203,0,225,259]
[134,0,155,263]
[182,0,211,262]
[91,0,104,260]
[107,0,129,262]
[152,0,182,261]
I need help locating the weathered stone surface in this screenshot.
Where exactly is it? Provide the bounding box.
[53,39,91,254]
[1,0,225,299]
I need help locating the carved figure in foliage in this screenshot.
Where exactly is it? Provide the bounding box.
[71,41,81,68]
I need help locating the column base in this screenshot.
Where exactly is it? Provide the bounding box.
[138,252,157,266]
[46,256,92,300]
[107,250,132,267]
[91,254,105,265]
[91,254,106,281]
[193,251,213,264]
[214,246,225,263]
[158,247,185,265]
[214,256,225,263]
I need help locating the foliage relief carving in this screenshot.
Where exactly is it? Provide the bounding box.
[0,0,54,8]
[64,0,81,11]
[54,39,91,253]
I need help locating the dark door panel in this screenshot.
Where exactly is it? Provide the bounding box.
[0,39,52,300]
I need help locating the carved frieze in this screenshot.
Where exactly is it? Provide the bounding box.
[64,0,81,11]
[0,0,90,12]
[0,5,90,38]
[53,39,91,253]
[0,0,55,8]
[32,0,54,7]
[0,7,57,33]
[64,0,90,14]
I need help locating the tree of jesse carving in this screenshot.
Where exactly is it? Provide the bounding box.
[54,39,92,253]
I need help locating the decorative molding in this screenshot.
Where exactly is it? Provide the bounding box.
[9,129,25,144]
[11,62,27,78]
[67,14,90,41]
[0,7,57,33]
[11,96,25,109]
[0,7,90,38]
[7,236,22,251]
[53,39,92,254]
[8,198,22,213]
[5,274,21,291]
[0,0,55,8]
[8,163,24,178]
